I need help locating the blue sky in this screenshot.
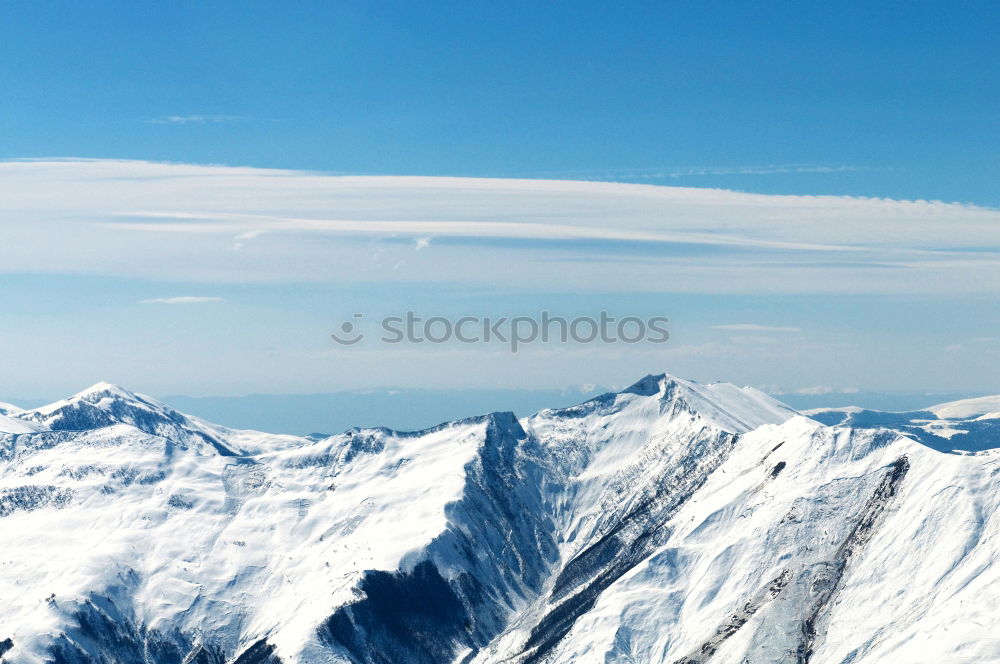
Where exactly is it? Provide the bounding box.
[1,2,999,424]
[3,1,997,203]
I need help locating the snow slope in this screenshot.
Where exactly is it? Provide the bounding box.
[1,374,999,664]
[927,394,1000,420]
[0,401,23,416]
[808,395,1000,453]
[0,414,37,434]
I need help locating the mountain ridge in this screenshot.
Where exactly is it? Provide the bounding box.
[2,373,999,663]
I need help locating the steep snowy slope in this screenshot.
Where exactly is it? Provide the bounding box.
[1,387,494,663]
[2,375,999,664]
[315,375,796,664]
[534,419,1000,663]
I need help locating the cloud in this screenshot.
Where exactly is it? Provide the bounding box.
[536,164,865,180]
[794,385,860,396]
[140,296,224,305]
[147,115,249,125]
[231,229,269,252]
[103,213,862,253]
[713,324,801,332]
[2,159,1000,295]
[665,164,863,177]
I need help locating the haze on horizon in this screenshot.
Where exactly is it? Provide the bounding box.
[1,1,997,414]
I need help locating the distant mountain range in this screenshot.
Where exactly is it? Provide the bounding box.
[2,374,998,663]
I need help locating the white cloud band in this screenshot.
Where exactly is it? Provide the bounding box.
[2,159,999,294]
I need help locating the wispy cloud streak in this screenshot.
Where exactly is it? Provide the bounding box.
[147,115,250,125]
[140,296,224,304]
[533,164,867,180]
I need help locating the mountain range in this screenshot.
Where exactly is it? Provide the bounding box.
[1,374,998,664]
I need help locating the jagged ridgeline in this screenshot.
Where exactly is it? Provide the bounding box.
[1,376,999,663]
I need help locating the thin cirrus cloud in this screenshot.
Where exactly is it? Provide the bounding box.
[713,324,802,332]
[140,296,224,305]
[2,159,1000,295]
[147,115,250,125]
[535,164,864,180]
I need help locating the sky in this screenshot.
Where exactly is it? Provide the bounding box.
[2,1,997,203]
[1,2,998,425]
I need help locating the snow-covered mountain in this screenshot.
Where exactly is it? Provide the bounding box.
[805,392,1000,454]
[0,401,23,417]
[2,375,999,664]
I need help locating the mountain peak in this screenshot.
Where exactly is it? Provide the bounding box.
[622,373,668,396]
[71,381,141,402]
[25,382,153,420]
[545,372,796,435]
[16,381,197,438]
[643,372,797,433]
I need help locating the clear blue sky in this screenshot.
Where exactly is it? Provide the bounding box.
[2,1,997,204]
[1,2,999,426]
